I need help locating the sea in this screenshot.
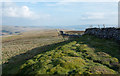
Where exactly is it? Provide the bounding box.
[44,24,118,31]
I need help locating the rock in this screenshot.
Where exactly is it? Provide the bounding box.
[84,27,120,43]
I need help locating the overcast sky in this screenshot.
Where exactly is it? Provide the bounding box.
[1,2,118,26]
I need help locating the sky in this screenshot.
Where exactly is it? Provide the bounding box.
[1,2,118,26]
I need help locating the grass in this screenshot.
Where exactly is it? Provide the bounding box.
[76,35,120,61]
[2,30,63,63]
[2,30,64,74]
[2,30,120,75]
[17,35,120,75]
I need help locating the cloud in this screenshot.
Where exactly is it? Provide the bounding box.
[80,12,117,25]
[3,5,39,19]
[81,12,105,20]
[81,12,117,20]
[1,0,119,2]
[59,0,118,2]
[2,2,50,20]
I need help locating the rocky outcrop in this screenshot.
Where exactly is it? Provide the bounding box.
[84,28,120,42]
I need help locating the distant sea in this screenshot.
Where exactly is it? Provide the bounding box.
[2,24,118,31]
[43,24,118,31]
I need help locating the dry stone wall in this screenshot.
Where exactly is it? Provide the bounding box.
[84,28,120,43]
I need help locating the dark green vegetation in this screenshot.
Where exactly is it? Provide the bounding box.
[17,35,120,75]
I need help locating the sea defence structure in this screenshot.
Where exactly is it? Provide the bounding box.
[84,28,120,43]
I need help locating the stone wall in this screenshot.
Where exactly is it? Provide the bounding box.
[84,28,120,42]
